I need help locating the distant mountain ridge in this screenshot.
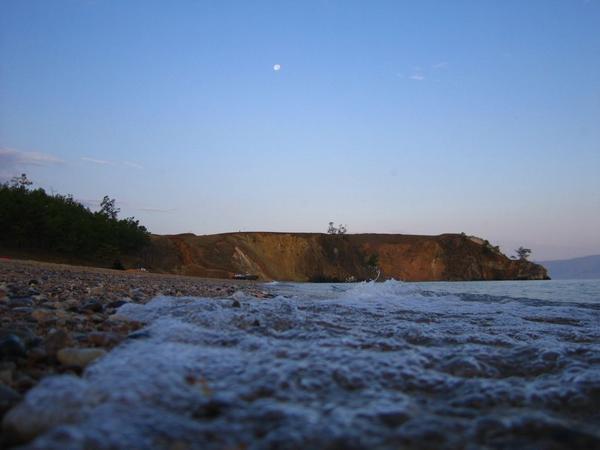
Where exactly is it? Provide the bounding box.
[537,255,600,280]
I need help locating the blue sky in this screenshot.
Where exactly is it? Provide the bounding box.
[1,0,599,260]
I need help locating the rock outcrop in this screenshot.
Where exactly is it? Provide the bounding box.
[132,232,549,282]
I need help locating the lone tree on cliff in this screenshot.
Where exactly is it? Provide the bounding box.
[10,173,33,190]
[327,222,348,235]
[99,196,120,220]
[515,247,532,261]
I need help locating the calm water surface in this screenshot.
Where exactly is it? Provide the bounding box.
[418,278,600,304]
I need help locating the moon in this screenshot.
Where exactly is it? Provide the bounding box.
[273,64,281,71]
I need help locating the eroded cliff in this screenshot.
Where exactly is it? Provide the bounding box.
[133,232,549,282]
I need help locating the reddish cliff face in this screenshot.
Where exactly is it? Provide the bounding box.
[133,232,549,282]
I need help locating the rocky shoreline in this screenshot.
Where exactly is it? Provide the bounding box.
[0,258,264,432]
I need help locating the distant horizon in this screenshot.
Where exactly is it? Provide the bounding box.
[536,253,600,262]
[1,1,599,261]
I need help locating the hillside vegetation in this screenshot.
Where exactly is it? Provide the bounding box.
[0,179,149,263]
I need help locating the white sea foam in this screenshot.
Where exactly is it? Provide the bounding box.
[4,280,600,449]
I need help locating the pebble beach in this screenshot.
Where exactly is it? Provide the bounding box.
[0,257,263,438]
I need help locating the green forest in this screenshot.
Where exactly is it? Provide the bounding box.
[0,174,149,263]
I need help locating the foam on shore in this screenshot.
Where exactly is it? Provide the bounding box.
[5,280,600,449]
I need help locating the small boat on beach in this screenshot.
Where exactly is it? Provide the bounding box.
[232,273,259,280]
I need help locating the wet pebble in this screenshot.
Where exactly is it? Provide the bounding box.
[0,362,16,384]
[80,298,103,313]
[377,409,411,427]
[127,330,151,340]
[541,350,560,361]
[27,287,40,296]
[192,398,231,419]
[14,373,36,390]
[0,335,27,360]
[107,300,128,309]
[0,383,21,416]
[44,329,74,357]
[30,309,60,323]
[10,307,33,315]
[0,326,36,344]
[87,331,119,347]
[27,347,48,363]
[63,298,80,311]
[56,347,106,368]
[8,297,34,308]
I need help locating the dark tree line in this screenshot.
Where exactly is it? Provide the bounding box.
[0,175,149,260]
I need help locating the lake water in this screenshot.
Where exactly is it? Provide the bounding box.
[6,279,600,449]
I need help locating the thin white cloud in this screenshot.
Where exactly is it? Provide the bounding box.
[432,62,448,69]
[123,161,144,170]
[0,148,64,167]
[82,157,144,170]
[409,74,425,81]
[81,157,114,165]
[0,148,64,180]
